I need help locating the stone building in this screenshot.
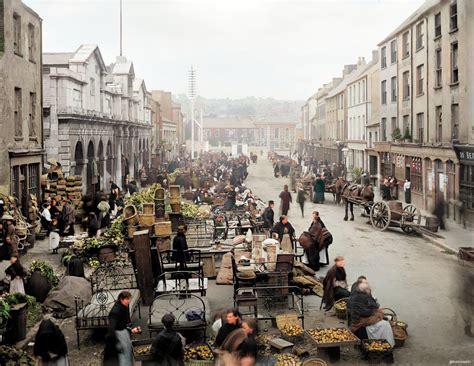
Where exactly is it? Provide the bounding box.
[0,0,42,217]
[203,117,258,147]
[375,0,473,221]
[43,45,152,193]
[256,120,298,151]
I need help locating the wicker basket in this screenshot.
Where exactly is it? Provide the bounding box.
[127,225,139,239]
[169,185,180,199]
[361,339,394,363]
[170,203,181,213]
[334,298,348,320]
[302,358,328,366]
[142,203,155,215]
[139,214,155,226]
[124,205,139,226]
[185,361,214,366]
[154,222,172,236]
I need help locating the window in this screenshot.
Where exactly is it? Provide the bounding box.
[451,42,458,84]
[381,80,387,104]
[416,113,424,143]
[403,115,410,138]
[381,47,387,68]
[436,106,442,142]
[416,64,424,95]
[391,117,397,134]
[381,118,387,141]
[29,92,36,138]
[391,76,397,102]
[435,12,442,38]
[28,24,35,62]
[402,71,410,99]
[435,48,442,87]
[460,165,474,210]
[14,88,22,137]
[402,31,409,57]
[90,78,95,96]
[451,103,459,140]
[28,164,39,198]
[416,21,424,50]
[450,1,458,31]
[73,89,82,102]
[390,40,397,63]
[13,13,21,55]
[362,80,366,102]
[274,129,279,138]
[410,157,423,192]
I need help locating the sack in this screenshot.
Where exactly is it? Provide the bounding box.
[298,231,316,250]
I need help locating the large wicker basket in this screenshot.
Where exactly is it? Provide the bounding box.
[302,358,328,366]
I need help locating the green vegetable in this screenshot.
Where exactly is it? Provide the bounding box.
[29,260,60,287]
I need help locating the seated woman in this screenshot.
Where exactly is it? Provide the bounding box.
[321,256,351,311]
[348,282,395,346]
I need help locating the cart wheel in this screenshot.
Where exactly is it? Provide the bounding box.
[370,201,391,231]
[401,204,421,233]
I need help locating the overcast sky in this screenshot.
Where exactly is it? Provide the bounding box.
[26,0,425,100]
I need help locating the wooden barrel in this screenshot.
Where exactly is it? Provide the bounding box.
[98,246,116,263]
[388,201,403,221]
[426,216,439,232]
[5,303,27,343]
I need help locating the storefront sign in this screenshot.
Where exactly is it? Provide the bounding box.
[454,145,474,165]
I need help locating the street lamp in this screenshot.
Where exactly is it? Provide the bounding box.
[342,147,349,181]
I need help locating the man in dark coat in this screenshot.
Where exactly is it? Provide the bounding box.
[150,314,184,365]
[215,308,242,348]
[104,291,140,366]
[262,201,275,229]
[172,225,189,267]
[271,216,295,242]
[279,185,292,216]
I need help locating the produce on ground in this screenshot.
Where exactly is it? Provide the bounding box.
[184,344,214,361]
[307,328,358,344]
[256,334,277,356]
[134,345,152,355]
[275,353,301,366]
[281,324,304,337]
[0,346,35,366]
[366,340,392,351]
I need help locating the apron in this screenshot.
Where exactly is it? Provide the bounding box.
[115,329,133,366]
[10,277,25,294]
[49,232,60,251]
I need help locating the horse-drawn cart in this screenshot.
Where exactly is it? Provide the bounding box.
[369,201,421,233]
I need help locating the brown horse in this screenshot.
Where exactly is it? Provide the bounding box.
[326,177,346,204]
[342,184,374,221]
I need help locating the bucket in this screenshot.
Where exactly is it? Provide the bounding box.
[425,216,439,232]
[98,246,117,263]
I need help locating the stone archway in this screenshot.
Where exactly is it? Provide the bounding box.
[106,140,113,188]
[86,140,96,194]
[73,140,86,182]
[98,140,104,192]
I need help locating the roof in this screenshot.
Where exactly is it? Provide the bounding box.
[70,44,107,71]
[43,52,74,65]
[112,56,135,76]
[203,117,256,129]
[255,120,297,126]
[133,78,146,93]
[378,0,439,45]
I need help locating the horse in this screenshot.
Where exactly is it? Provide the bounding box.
[341,184,374,221]
[326,177,346,204]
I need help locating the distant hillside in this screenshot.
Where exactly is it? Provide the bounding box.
[173,95,303,122]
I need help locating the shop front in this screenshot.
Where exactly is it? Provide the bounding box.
[454,145,474,225]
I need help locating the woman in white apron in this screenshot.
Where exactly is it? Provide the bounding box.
[5,254,26,294]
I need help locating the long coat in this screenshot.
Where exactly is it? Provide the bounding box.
[279,191,292,214]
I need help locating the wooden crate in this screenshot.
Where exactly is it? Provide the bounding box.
[154,221,172,236]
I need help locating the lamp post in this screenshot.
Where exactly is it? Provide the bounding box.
[342,147,349,181]
[188,66,196,159]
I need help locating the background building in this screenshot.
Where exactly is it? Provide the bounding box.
[43,46,152,193]
[0,0,42,216]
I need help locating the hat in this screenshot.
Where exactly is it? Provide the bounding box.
[2,214,14,221]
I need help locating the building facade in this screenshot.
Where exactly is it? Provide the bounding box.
[0,0,42,217]
[375,0,472,221]
[256,121,298,151]
[43,46,152,193]
[203,117,258,147]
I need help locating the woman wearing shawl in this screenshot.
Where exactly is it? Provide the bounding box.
[321,256,350,311]
[34,319,69,366]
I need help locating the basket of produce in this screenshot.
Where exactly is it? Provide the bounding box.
[276,313,304,343]
[184,343,214,364]
[384,308,408,347]
[361,339,394,363]
[306,327,359,347]
[302,357,327,366]
[334,297,348,320]
[275,353,301,366]
[132,339,154,362]
[256,333,277,356]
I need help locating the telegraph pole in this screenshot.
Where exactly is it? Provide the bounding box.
[120,0,123,56]
[188,66,197,159]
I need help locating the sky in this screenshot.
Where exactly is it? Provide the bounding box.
[25,0,425,100]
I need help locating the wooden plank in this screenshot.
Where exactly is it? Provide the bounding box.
[202,255,217,278]
[269,337,294,350]
[133,230,154,305]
